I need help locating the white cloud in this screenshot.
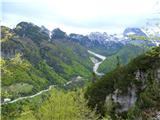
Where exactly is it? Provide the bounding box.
[2,0,160,34]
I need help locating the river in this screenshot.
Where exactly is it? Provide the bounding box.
[88,50,106,76]
[2,50,106,105]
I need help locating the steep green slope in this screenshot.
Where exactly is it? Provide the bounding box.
[1,22,93,100]
[85,46,160,119]
[98,45,146,73]
[1,54,66,100]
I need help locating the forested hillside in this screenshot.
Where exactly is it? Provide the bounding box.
[1,0,160,119]
[1,89,100,120]
[1,22,93,100]
[85,46,160,120]
[98,45,146,73]
[2,46,159,120]
[1,22,159,120]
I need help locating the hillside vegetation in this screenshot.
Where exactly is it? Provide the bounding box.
[85,46,160,119]
[98,45,146,73]
[1,22,159,120]
[1,22,93,100]
[2,45,159,120]
[1,89,101,120]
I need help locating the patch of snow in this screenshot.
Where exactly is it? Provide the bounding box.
[49,31,52,39]
[88,50,106,60]
[154,41,160,46]
[115,34,124,39]
[126,32,136,35]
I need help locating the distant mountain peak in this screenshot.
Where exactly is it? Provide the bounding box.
[51,28,67,39]
[123,27,147,37]
[88,32,108,44]
[14,22,50,41]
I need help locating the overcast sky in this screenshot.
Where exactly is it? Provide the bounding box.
[1,0,160,35]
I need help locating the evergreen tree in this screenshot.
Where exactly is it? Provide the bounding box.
[116,56,120,68]
[92,72,97,83]
[34,89,99,120]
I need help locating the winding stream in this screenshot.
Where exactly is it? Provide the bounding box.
[88,50,106,76]
[2,50,106,105]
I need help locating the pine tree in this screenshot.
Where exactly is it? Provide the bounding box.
[34,89,99,120]
[92,72,97,83]
[116,56,120,68]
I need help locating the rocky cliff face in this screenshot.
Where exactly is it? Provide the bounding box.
[111,87,137,112]
[105,67,160,113]
[155,68,160,81]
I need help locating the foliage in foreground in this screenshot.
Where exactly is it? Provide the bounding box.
[85,46,160,119]
[2,89,102,120]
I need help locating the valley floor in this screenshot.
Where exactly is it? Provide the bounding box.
[2,50,106,105]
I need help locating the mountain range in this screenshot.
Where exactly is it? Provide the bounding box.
[2,21,160,100]
[1,21,160,120]
[1,22,93,100]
